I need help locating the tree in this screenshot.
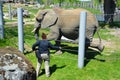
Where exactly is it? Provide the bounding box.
[104,0,116,24]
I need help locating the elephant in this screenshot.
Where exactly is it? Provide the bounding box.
[32,8,104,53]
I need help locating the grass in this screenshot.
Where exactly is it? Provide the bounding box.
[26,48,120,80]
[1,24,120,80]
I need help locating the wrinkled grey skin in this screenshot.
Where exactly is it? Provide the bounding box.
[33,8,104,52]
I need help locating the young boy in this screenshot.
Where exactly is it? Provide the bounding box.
[32,33,61,77]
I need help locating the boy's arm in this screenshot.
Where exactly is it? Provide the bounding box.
[32,41,40,51]
[48,42,61,50]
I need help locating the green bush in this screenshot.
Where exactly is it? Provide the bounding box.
[116,0,120,7]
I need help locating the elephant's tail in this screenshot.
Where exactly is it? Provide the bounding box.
[96,28,102,44]
[96,28,104,52]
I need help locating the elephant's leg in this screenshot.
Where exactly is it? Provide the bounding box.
[90,42,104,52]
[85,27,96,48]
[47,31,59,41]
[85,38,90,51]
[55,30,63,54]
[47,26,62,54]
[55,29,62,46]
[55,39,62,54]
[86,26,104,52]
[47,31,62,54]
[47,26,59,41]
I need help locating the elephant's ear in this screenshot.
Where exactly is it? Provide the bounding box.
[53,8,63,14]
[35,9,48,23]
[41,9,58,28]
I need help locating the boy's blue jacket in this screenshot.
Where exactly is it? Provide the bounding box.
[32,40,60,54]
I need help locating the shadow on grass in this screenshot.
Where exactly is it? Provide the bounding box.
[84,48,105,67]
[60,44,105,67]
[5,27,18,38]
[50,64,66,75]
[61,44,78,54]
[38,64,66,76]
[99,21,120,28]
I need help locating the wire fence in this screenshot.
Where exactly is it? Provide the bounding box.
[1,2,120,57]
[3,12,120,53]
[3,15,120,65]
[95,13,120,22]
[5,27,18,47]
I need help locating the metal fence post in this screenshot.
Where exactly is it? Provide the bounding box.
[17,8,24,53]
[78,12,87,68]
[8,3,12,20]
[0,2,4,39]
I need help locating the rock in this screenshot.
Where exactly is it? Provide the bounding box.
[11,10,17,17]
[0,47,36,80]
[23,10,30,18]
[11,9,30,18]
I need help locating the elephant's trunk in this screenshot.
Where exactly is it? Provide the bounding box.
[32,28,37,33]
[32,27,41,40]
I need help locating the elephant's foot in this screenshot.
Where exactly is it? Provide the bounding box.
[90,43,104,52]
[55,50,62,54]
[97,44,104,52]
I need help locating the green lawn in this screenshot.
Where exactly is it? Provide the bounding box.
[1,25,120,80]
[1,3,120,80]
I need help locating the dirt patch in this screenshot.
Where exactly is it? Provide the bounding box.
[93,38,115,49]
[109,28,120,38]
[102,40,115,49]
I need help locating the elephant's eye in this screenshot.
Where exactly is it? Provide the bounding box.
[39,23,41,26]
[36,12,47,23]
[36,18,42,22]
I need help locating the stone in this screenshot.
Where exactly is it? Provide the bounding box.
[11,10,17,17]
[0,47,36,80]
[11,9,30,18]
[23,10,30,18]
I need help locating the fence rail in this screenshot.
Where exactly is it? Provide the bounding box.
[56,2,104,12]
[95,13,120,22]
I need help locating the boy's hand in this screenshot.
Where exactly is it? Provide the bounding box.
[59,47,62,50]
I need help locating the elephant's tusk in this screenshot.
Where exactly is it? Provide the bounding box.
[31,28,36,33]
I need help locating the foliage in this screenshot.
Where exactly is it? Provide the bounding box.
[116,0,120,7]
[37,0,78,4]
[92,0,100,5]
